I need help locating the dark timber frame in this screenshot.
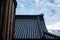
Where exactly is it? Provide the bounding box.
[0,0,17,40]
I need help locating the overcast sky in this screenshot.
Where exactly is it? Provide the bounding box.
[16,0,60,36]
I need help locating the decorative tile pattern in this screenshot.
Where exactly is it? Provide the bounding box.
[14,19,40,39]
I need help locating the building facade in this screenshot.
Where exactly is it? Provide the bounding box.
[0,0,60,40]
[13,14,60,39]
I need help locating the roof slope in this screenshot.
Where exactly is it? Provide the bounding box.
[14,14,48,39]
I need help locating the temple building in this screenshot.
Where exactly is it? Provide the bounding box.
[14,14,48,39]
[0,0,60,40]
[13,14,60,40]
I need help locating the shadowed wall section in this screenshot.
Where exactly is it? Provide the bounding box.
[0,0,17,40]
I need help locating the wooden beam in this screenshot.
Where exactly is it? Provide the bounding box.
[0,0,17,40]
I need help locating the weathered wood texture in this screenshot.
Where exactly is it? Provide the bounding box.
[0,0,17,40]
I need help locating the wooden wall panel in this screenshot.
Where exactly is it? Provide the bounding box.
[0,0,17,40]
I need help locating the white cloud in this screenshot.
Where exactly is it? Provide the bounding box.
[33,0,40,6]
[48,1,60,7]
[16,2,27,15]
[49,13,60,22]
[27,9,35,15]
[16,0,60,16]
[32,0,45,6]
[34,0,40,3]
[30,0,40,6]
[54,0,60,3]
[48,30,60,36]
[18,3,25,8]
[27,9,41,15]
[46,22,60,30]
[44,0,60,7]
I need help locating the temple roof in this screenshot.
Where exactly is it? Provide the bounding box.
[15,14,44,19]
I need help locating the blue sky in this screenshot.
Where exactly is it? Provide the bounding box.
[16,0,60,36]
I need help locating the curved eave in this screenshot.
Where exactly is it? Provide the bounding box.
[43,31,60,39]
